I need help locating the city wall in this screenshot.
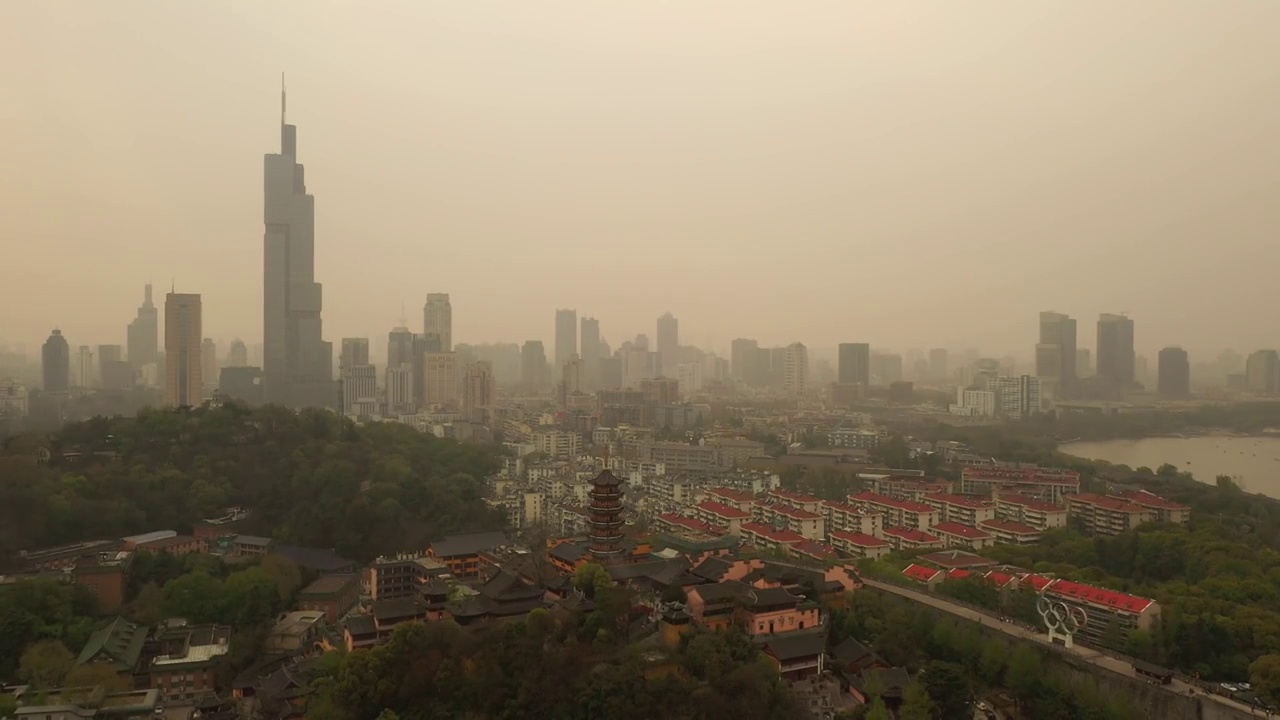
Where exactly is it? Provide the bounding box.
[869,589,1257,720]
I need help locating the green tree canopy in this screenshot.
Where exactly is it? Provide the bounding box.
[18,639,74,689]
[573,562,612,599]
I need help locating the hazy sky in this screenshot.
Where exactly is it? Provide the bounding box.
[3,2,1278,360]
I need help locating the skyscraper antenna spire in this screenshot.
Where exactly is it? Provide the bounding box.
[281,72,286,125]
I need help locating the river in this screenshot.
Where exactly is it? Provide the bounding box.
[1061,435,1280,499]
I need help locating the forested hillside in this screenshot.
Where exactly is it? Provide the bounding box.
[0,404,505,562]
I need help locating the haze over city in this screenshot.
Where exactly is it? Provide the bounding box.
[3,1,1280,360]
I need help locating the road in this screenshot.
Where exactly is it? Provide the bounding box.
[862,579,1266,718]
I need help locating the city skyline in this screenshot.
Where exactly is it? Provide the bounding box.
[3,3,1279,359]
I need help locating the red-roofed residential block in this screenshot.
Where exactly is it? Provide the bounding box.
[772,505,822,520]
[739,522,807,554]
[902,563,942,584]
[1111,489,1191,524]
[829,530,890,560]
[762,503,826,541]
[695,501,751,519]
[882,526,943,551]
[1067,494,1156,537]
[769,488,823,506]
[656,513,727,536]
[848,492,940,532]
[1042,578,1161,646]
[868,476,950,500]
[922,493,994,510]
[821,501,884,538]
[1046,579,1154,614]
[791,540,837,562]
[693,500,750,534]
[707,487,758,506]
[960,465,1080,503]
[922,492,997,527]
[931,521,995,551]
[984,571,1015,588]
[849,492,934,514]
[995,494,1068,531]
[946,568,972,580]
[979,518,1042,545]
[1021,573,1053,592]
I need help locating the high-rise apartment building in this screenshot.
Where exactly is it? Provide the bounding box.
[783,342,809,395]
[1157,347,1190,398]
[1245,350,1280,394]
[731,338,760,384]
[424,352,459,407]
[656,312,678,376]
[340,364,378,417]
[411,333,443,407]
[423,294,452,352]
[387,327,415,370]
[461,361,497,424]
[625,349,660,387]
[560,356,583,403]
[872,352,903,384]
[1076,349,1092,378]
[838,343,871,386]
[555,309,577,371]
[41,329,70,393]
[263,83,333,409]
[521,340,547,390]
[340,338,370,370]
[126,283,158,372]
[73,346,94,389]
[227,339,248,368]
[580,316,601,390]
[165,293,203,407]
[1096,313,1135,387]
[991,375,1042,418]
[1037,311,1077,387]
[201,338,218,392]
[98,345,130,391]
[928,348,948,382]
[676,361,703,396]
[384,365,414,415]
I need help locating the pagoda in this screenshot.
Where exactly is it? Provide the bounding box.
[588,469,625,560]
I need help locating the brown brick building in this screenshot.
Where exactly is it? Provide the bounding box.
[297,573,360,623]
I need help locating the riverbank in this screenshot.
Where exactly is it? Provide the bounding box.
[1060,435,1280,499]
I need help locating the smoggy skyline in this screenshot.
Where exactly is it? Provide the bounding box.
[2,2,1278,359]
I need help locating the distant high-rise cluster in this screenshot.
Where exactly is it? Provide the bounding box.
[17,80,1256,436]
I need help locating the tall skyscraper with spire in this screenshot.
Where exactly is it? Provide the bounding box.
[263,78,333,408]
[127,283,158,372]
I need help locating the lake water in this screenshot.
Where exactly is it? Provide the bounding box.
[1061,435,1280,499]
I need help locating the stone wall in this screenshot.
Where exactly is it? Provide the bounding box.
[871,589,1259,720]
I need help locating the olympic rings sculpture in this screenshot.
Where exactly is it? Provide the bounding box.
[1037,593,1089,634]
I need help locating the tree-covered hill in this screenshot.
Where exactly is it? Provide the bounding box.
[0,404,505,562]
